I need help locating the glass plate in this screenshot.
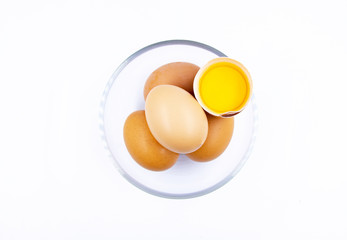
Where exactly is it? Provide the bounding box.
[100,40,258,199]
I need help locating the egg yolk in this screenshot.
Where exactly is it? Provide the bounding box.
[199,62,250,114]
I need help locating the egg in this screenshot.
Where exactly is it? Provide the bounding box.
[145,85,208,154]
[123,110,179,171]
[187,114,234,162]
[193,57,252,117]
[143,62,199,99]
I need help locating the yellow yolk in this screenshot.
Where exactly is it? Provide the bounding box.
[199,62,251,114]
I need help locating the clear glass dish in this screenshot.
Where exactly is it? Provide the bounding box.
[100,40,258,199]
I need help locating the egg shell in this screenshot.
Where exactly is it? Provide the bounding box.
[143,62,199,99]
[123,110,179,171]
[187,114,234,162]
[145,85,208,154]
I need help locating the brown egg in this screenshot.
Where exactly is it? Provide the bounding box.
[123,110,179,171]
[187,114,234,162]
[145,85,208,154]
[143,62,199,99]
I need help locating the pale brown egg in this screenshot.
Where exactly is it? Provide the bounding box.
[145,85,208,154]
[123,110,179,171]
[143,62,199,99]
[187,114,234,162]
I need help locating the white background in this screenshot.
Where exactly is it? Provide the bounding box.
[1,0,346,239]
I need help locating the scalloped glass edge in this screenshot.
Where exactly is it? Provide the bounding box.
[98,39,258,199]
